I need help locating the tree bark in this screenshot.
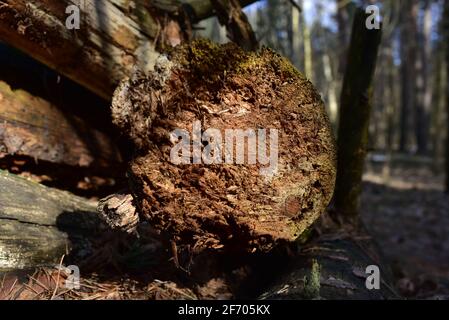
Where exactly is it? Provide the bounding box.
[336,0,351,75]
[0,169,100,271]
[211,0,258,51]
[444,0,449,192]
[0,80,121,169]
[398,2,418,152]
[0,0,258,100]
[334,9,382,221]
[258,228,399,300]
[414,0,432,155]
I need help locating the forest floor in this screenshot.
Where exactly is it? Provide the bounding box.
[361,163,449,299]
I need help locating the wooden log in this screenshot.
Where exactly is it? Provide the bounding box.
[258,230,400,300]
[0,80,122,168]
[0,0,258,99]
[211,0,258,51]
[111,40,337,254]
[0,0,174,99]
[0,169,100,271]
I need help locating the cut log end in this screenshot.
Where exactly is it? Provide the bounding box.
[112,40,337,253]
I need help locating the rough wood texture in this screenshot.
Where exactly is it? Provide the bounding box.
[259,230,400,300]
[0,0,258,99]
[212,0,258,51]
[0,169,100,271]
[0,80,121,168]
[0,0,173,99]
[334,9,382,220]
[111,40,337,253]
[97,193,139,234]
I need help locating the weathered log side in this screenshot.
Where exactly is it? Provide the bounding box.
[211,0,258,51]
[0,0,258,99]
[0,80,121,168]
[258,233,400,300]
[0,169,100,271]
[0,0,167,99]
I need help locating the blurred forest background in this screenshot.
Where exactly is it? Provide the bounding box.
[196,0,449,297]
[1,0,449,299]
[199,0,448,174]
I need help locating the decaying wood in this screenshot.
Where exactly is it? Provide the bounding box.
[0,0,177,99]
[211,0,258,51]
[111,40,337,253]
[0,169,100,271]
[0,0,258,99]
[0,80,121,168]
[97,193,139,234]
[259,229,400,300]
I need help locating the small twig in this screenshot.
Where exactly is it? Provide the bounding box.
[51,254,65,300]
[22,283,41,295]
[170,240,189,273]
[28,275,50,292]
[6,278,17,298]
[0,274,6,290]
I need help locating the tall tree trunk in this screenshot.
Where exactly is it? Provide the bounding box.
[399,1,418,152]
[303,16,313,80]
[444,0,449,192]
[334,8,382,222]
[414,0,432,154]
[336,0,350,75]
[290,0,302,67]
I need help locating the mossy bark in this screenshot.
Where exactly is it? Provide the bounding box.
[258,228,400,300]
[334,9,382,221]
[0,170,100,271]
[111,40,337,255]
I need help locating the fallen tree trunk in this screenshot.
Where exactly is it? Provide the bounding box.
[0,0,258,99]
[0,169,100,271]
[111,40,337,254]
[0,80,121,169]
[258,229,400,300]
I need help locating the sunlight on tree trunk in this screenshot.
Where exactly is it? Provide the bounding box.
[334,8,382,222]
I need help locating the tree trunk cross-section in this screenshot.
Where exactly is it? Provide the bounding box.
[112,40,337,254]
